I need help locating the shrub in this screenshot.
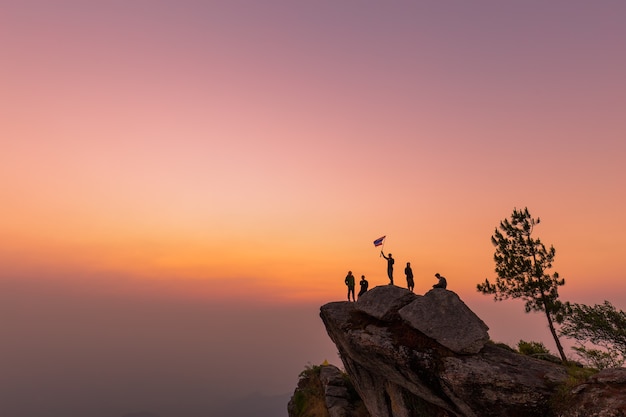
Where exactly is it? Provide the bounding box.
[518,340,551,356]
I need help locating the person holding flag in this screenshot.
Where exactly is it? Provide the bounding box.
[381,251,394,285]
[373,235,394,285]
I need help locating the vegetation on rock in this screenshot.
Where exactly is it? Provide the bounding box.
[288,363,369,417]
[289,365,330,417]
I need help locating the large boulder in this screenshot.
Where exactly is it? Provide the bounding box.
[398,288,489,354]
[355,285,418,321]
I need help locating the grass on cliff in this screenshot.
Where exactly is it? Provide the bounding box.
[291,364,370,417]
[491,339,566,364]
[550,364,599,415]
[291,365,330,417]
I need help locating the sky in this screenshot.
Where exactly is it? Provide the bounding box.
[1,1,626,416]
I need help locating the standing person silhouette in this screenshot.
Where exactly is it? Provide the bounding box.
[381,251,394,285]
[358,275,369,298]
[345,271,356,302]
[405,262,414,292]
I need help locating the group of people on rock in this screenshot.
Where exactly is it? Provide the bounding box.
[343,250,447,302]
[344,271,369,302]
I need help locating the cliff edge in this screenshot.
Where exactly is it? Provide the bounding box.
[313,285,626,417]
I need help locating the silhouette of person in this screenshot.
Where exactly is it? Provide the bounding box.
[358,275,369,298]
[345,271,356,302]
[381,251,394,285]
[405,262,414,292]
[433,273,447,289]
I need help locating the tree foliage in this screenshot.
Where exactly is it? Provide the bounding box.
[570,345,623,370]
[477,207,567,362]
[560,301,626,368]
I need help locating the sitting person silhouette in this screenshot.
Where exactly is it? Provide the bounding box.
[358,275,369,298]
[433,273,447,289]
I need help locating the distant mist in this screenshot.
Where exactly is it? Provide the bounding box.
[0,276,338,417]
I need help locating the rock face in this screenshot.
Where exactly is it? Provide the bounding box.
[319,285,626,417]
[398,288,489,354]
[319,364,370,417]
[288,363,370,417]
[565,368,626,416]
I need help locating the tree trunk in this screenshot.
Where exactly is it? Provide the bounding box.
[529,236,567,363]
[543,302,567,363]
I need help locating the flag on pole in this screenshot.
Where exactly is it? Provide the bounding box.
[373,236,386,247]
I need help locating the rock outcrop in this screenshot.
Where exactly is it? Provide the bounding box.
[317,285,626,417]
[288,363,370,417]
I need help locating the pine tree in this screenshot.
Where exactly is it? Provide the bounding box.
[477,207,567,362]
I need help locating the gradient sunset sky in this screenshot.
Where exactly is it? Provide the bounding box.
[2,2,625,416]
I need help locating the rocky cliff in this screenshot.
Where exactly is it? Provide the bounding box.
[287,363,370,417]
[310,285,626,417]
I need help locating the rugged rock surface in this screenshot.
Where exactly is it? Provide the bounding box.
[398,288,489,354]
[288,363,369,417]
[318,285,626,417]
[565,368,626,416]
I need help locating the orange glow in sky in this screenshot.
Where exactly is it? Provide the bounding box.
[2,2,625,309]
